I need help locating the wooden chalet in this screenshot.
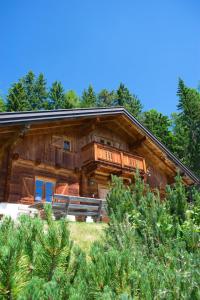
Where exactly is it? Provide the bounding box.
[0,107,199,219]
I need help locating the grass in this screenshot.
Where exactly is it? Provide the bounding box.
[69,222,106,252]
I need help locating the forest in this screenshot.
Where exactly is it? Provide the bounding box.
[0,71,200,177]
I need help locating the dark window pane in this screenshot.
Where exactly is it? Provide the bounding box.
[64,140,70,151]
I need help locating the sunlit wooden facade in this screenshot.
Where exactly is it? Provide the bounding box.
[0,108,199,206]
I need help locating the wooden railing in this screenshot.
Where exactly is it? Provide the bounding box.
[81,142,146,172]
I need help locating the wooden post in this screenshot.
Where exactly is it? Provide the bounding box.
[94,143,98,161]
[65,199,70,216]
[96,199,103,222]
[3,125,30,202]
[120,152,124,168]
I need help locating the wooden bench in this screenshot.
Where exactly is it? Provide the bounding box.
[53,194,107,221]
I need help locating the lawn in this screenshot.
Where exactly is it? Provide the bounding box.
[69,222,106,252]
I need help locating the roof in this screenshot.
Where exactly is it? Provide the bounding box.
[0,107,199,184]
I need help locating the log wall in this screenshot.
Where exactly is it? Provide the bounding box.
[0,120,176,205]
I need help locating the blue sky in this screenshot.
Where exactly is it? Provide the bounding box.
[0,0,200,115]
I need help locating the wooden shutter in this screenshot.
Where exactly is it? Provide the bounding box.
[55,183,69,195]
[21,177,34,204]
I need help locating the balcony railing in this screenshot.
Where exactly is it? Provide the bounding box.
[81,142,146,173]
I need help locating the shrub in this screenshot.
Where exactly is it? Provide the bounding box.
[0,175,199,299]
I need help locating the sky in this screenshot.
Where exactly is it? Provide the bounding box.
[0,0,200,115]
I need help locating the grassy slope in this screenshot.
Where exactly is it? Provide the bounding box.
[69,222,106,252]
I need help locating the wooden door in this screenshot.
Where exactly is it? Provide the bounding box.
[21,177,35,204]
[98,185,109,199]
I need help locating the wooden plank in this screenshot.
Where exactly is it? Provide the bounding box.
[97,199,103,221]
[67,211,98,216]
[54,194,106,203]
[69,204,99,210]
[52,203,99,211]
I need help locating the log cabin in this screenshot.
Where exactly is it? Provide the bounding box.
[0,107,199,219]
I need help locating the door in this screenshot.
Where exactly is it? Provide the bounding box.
[98,184,109,199]
[35,177,55,202]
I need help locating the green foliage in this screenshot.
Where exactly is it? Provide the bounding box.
[7,82,31,111]
[48,81,65,109]
[171,112,190,165]
[0,97,6,112]
[81,85,97,108]
[115,83,143,118]
[34,73,48,110]
[174,79,200,176]
[0,179,199,299]
[64,90,80,109]
[21,71,36,110]
[142,109,174,149]
[6,71,48,111]
[97,89,116,107]
[102,174,200,299]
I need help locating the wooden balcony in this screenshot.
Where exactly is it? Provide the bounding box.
[81,142,146,174]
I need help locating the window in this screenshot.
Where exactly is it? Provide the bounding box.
[63,140,71,151]
[100,138,112,146]
[35,179,43,201]
[35,178,55,203]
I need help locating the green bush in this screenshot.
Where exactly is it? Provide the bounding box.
[0,175,199,299]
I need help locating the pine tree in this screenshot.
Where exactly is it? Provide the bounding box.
[34,73,48,110]
[6,71,48,111]
[171,112,189,165]
[21,71,36,110]
[97,89,115,107]
[48,81,65,109]
[175,79,200,176]
[63,90,80,109]
[81,85,97,108]
[7,82,31,111]
[115,83,143,118]
[0,217,30,299]
[0,97,6,112]
[142,109,174,149]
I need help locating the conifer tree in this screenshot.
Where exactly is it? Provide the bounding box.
[97,89,115,107]
[81,85,97,107]
[21,71,36,110]
[0,97,6,112]
[171,112,189,165]
[64,90,80,108]
[48,81,65,109]
[7,82,31,111]
[175,79,200,176]
[142,109,174,149]
[115,83,143,118]
[34,73,48,110]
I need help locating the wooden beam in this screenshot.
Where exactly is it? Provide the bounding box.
[2,124,30,202]
[112,119,139,142]
[130,136,146,149]
[77,117,102,137]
